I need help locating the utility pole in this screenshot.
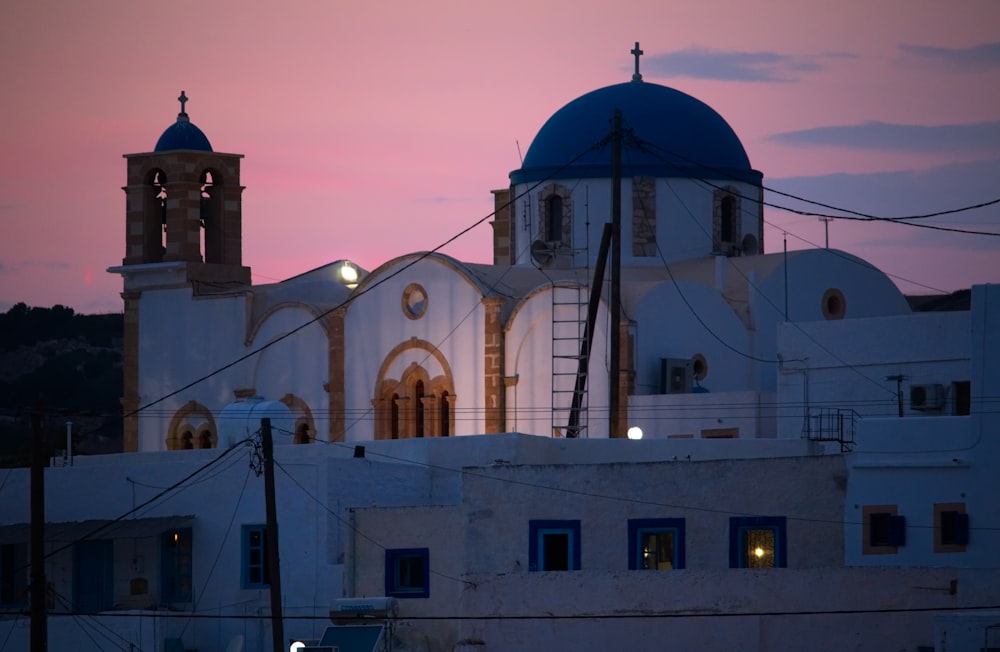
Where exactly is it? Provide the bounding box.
[819,216,832,248]
[886,375,905,417]
[30,404,47,652]
[261,418,284,652]
[609,109,623,439]
[567,223,612,437]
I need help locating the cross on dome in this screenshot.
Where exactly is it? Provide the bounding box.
[631,42,643,82]
[178,90,189,116]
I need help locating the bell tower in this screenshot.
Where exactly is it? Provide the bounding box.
[120,91,250,285]
[111,92,251,451]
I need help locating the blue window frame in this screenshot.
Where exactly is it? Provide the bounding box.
[729,517,786,568]
[628,518,685,570]
[242,525,270,589]
[161,527,193,603]
[529,520,580,571]
[385,548,429,599]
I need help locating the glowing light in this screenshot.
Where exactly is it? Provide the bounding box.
[754,547,765,558]
[339,262,358,283]
[290,642,306,652]
[627,426,643,440]
[173,533,179,543]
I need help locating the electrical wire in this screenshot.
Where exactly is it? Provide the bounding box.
[630,136,1000,235]
[272,459,473,588]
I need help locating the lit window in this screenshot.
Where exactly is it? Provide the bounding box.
[729,517,786,568]
[242,525,270,588]
[385,548,429,598]
[161,528,193,603]
[628,519,685,570]
[529,520,580,571]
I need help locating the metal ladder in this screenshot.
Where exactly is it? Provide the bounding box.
[551,281,589,437]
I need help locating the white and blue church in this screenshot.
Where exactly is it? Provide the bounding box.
[109,53,912,453]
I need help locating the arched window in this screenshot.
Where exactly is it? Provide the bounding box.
[546,196,563,242]
[720,196,735,243]
[373,340,456,440]
[199,169,225,264]
[440,392,450,437]
[538,185,571,248]
[142,169,168,263]
[294,422,311,444]
[415,381,425,438]
[390,393,400,440]
[280,394,317,444]
[166,401,218,450]
[713,188,742,254]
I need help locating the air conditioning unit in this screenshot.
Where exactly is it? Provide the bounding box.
[910,384,946,411]
[330,596,398,621]
[660,358,693,394]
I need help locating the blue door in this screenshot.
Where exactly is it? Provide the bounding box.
[73,539,114,613]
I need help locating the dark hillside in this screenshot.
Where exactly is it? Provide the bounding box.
[0,303,123,467]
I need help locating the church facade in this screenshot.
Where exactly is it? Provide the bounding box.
[110,67,912,454]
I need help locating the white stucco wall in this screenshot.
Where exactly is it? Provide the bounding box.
[344,256,488,439]
[631,279,754,395]
[504,285,610,438]
[775,310,969,440]
[842,285,1000,571]
[137,288,252,451]
[510,176,762,268]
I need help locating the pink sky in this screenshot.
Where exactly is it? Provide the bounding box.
[2,0,998,313]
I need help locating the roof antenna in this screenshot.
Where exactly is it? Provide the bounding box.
[516,139,524,165]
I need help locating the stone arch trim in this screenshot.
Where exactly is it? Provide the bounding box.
[504,280,601,333]
[351,252,488,299]
[372,339,456,439]
[245,301,331,347]
[166,400,218,450]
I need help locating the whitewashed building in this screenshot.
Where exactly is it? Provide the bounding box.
[1,50,998,651]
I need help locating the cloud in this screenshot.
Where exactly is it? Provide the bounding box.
[766,157,1000,252]
[899,41,1000,71]
[642,48,853,82]
[26,260,73,270]
[768,120,1000,154]
[0,260,73,273]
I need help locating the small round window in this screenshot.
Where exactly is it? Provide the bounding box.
[822,288,846,320]
[402,283,428,320]
[691,353,708,381]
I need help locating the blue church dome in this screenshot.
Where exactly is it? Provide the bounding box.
[510,81,759,185]
[154,91,213,152]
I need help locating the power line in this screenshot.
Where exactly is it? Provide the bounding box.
[629,135,1000,235]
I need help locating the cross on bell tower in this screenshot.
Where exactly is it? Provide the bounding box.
[631,42,644,82]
